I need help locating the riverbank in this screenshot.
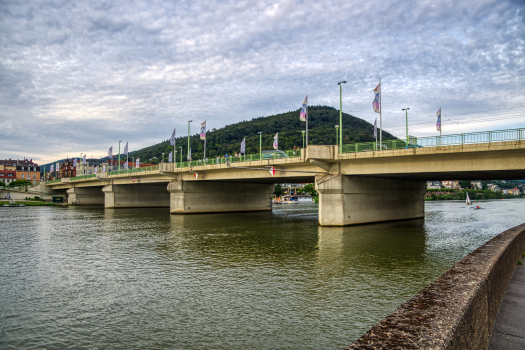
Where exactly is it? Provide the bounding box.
[426,189,524,201]
[0,200,59,206]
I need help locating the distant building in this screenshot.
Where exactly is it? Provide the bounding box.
[442,180,459,189]
[0,158,41,184]
[427,181,441,190]
[470,181,482,190]
[59,158,76,179]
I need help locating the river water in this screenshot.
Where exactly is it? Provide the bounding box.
[1,200,525,349]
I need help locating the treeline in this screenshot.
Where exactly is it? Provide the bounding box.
[130,106,396,163]
[426,189,524,201]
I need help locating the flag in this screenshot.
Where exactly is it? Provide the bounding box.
[170,128,176,146]
[436,108,441,132]
[194,172,198,179]
[168,151,173,163]
[269,166,275,176]
[82,154,86,165]
[56,163,59,171]
[373,83,380,113]
[374,118,377,139]
[73,159,77,168]
[95,166,98,173]
[273,132,278,150]
[50,164,54,172]
[300,95,308,121]
[240,138,246,154]
[136,158,140,168]
[200,121,206,140]
[124,162,128,170]
[123,142,128,156]
[103,165,106,172]
[187,147,191,160]
[108,146,113,163]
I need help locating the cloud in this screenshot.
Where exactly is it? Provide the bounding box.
[0,0,524,163]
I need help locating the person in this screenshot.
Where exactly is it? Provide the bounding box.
[225,153,228,160]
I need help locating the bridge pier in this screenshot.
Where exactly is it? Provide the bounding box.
[102,184,170,208]
[67,187,105,205]
[316,175,426,226]
[168,181,274,214]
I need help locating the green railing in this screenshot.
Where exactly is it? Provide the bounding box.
[172,149,302,168]
[70,174,97,181]
[341,128,525,154]
[46,179,62,184]
[108,165,159,176]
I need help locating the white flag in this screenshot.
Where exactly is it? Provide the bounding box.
[108,147,113,162]
[240,138,246,154]
[82,154,86,165]
[124,162,128,170]
[374,118,377,139]
[136,158,140,168]
[123,142,128,156]
[170,129,176,146]
[73,159,77,168]
[102,165,106,172]
[168,151,173,163]
[187,147,191,160]
[95,166,98,173]
[50,164,54,172]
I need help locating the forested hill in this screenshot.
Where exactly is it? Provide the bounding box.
[130,106,396,163]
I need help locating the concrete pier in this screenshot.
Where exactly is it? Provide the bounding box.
[316,175,426,226]
[67,187,105,205]
[168,181,274,214]
[102,184,170,208]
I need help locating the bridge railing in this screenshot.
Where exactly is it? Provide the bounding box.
[108,165,159,176]
[46,180,62,184]
[70,174,97,181]
[172,149,302,168]
[341,127,525,153]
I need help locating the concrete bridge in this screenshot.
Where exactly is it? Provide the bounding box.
[46,139,525,226]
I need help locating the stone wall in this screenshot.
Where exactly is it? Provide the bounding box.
[347,223,525,349]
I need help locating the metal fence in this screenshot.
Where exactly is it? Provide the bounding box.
[341,128,525,154]
[108,165,159,176]
[70,174,97,181]
[171,149,302,168]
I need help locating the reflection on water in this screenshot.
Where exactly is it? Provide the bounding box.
[1,200,525,349]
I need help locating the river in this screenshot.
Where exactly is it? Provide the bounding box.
[1,200,525,349]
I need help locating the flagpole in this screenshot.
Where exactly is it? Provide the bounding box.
[306,95,308,148]
[379,78,382,149]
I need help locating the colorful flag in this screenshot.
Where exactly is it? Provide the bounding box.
[373,83,380,113]
[273,132,278,150]
[124,162,128,170]
[136,158,140,168]
[374,118,377,139]
[170,128,176,146]
[73,159,77,168]
[108,146,113,163]
[50,164,54,172]
[123,142,128,156]
[240,138,246,154]
[269,166,275,176]
[436,108,441,131]
[56,163,59,171]
[193,172,199,179]
[102,165,106,173]
[300,95,308,121]
[82,154,86,165]
[95,166,98,173]
[168,151,173,163]
[200,121,206,140]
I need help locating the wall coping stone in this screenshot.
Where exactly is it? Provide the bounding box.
[347,223,525,350]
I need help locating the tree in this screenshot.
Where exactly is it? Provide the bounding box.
[458,180,471,189]
[274,184,283,196]
[299,183,318,197]
[0,180,5,187]
[8,179,32,187]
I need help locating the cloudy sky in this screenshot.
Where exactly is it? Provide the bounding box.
[1,0,524,164]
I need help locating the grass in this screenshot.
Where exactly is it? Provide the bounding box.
[0,201,60,206]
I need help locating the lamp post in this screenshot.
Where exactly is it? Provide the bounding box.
[118,141,122,171]
[162,153,165,163]
[174,150,177,168]
[302,130,305,148]
[402,108,410,145]
[132,157,135,169]
[335,125,339,146]
[338,81,347,153]
[257,132,262,160]
[188,120,193,161]
[80,153,83,176]
[179,147,182,164]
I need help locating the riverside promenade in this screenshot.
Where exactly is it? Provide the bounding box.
[346,223,525,350]
[488,265,525,349]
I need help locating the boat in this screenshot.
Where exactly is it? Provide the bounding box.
[2,200,26,207]
[466,193,471,207]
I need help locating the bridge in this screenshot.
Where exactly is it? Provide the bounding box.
[46,128,525,226]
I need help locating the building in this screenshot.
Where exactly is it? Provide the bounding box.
[470,181,482,190]
[0,167,16,185]
[427,181,441,190]
[59,158,77,179]
[0,158,41,185]
[442,180,459,189]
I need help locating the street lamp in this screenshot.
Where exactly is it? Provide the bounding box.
[118,140,122,171]
[338,81,347,153]
[179,146,182,164]
[402,108,410,145]
[188,120,193,162]
[162,152,165,163]
[335,125,339,147]
[257,132,262,160]
[80,153,83,176]
[302,130,305,148]
[174,150,177,168]
[132,157,135,169]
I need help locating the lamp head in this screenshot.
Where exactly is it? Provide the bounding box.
[189,120,193,123]
[335,125,339,128]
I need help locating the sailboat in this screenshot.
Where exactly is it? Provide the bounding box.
[466,193,472,207]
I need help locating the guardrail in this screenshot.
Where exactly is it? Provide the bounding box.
[108,165,159,176]
[341,127,525,154]
[46,180,61,184]
[70,174,97,181]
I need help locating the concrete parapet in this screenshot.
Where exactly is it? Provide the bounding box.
[102,184,169,208]
[346,223,525,350]
[67,187,104,205]
[168,181,274,214]
[316,175,426,226]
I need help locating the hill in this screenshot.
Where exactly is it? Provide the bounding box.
[130,106,395,162]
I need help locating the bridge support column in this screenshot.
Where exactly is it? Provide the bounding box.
[67,187,104,205]
[316,175,426,226]
[168,181,274,214]
[102,184,170,208]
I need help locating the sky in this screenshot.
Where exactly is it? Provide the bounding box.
[1,0,524,164]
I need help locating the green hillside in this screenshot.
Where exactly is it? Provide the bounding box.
[131,106,395,163]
